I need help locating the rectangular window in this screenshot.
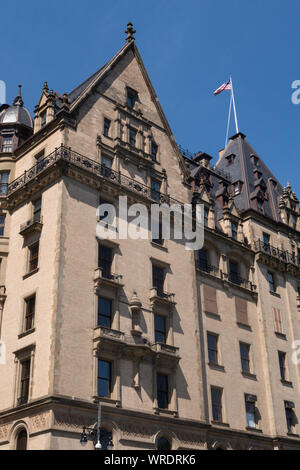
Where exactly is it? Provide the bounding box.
[204,207,209,227]
[257,200,264,213]
[28,242,39,272]
[36,152,45,172]
[19,359,31,405]
[211,387,223,422]
[198,249,209,272]
[24,295,35,332]
[154,314,166,344]
[267,271,276,292]
[152,265,165,296]
[240,343,251,373]
[151,141,158,161]
[245,399,256,428]
[157,373,168,409]
[263,232,270,252]
[152,221,164,245]
[285,402,295,434]
[207,333,219,365]
[97,360,111,397]
[273,308,283,334]
[150,179,160,202]
[0,171,9,195]
[2,136,12,152]
[278,351,287,381]
[127,88,138,108]
[229,260,240,285]
[98,244,113,279]
[0,215,5,236]
[102,156,112,169]
[97,297,112,328]
[231,221,238,240]
[33,198,42,223]
[103,118,111,137]
[233,182,240,195]
[129,127,137,146]
[41,112,46,127]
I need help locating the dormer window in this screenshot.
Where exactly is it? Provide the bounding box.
[292,213,297,228]
[257,199,264,213]
[151,141,158,161]
[2,136,13,153]
[41,112,46,128]
[250,154,259,167]
[127,88,138,108]
[225,153,236,166]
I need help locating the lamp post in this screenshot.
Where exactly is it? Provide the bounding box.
[80,401,114,450]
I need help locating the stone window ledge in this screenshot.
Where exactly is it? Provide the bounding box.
[18,328,35,339]
[208,363,225,373]
[246,427,262,433]
[211,421,230,428]
[281,379,293,388]
[241,371,257,381]
[23,268,39,280]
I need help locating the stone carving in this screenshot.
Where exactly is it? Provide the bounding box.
[54,412,96,430]
[0,424,10,441]
[177,432,206,447]
[29,411,51,431]
[119,422,156,438]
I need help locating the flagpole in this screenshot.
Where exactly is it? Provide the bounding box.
[230,76,239,134]
[225,92,233,148]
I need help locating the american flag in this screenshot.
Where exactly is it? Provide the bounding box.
[214,79,232,96]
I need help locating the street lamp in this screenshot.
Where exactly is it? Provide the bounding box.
[79,401,114,450]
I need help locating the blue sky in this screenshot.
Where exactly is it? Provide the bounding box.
[2,0,300,194]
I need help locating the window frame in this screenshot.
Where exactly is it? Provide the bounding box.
[154,314,167,344]
[97,296,113,328]
[97,359,112,398]
[240,342,251,374]
[28,242,39,273]
[211,386,223,423]
[267,271,276,293]
[0,214,6,236]
[157,372,169,409]
[207,333,219,365]
[24,295,36,332]
[103,118,111,138]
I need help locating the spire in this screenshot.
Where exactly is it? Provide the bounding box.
[13,84,24,107]
[125,22,136,43]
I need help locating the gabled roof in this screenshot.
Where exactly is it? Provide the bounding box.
[52,39,189,179]
[215,132,283,221]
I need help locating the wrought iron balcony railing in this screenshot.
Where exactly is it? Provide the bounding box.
[254,240,300,267]
[197,260,220,276]
[19,215,43,235]
[7,145,183,207]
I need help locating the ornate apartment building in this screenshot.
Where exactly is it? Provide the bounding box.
[0,24,300,450]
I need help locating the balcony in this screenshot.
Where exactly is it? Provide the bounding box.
[254,240,300,276]
[196,261,256,294]
[19,216,43,237]
[196,260,220,277]
[150,287,176,306]
[152,342,179,356]
[94,268,123,291]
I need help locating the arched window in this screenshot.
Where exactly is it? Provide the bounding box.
[16,429,27,450]
[157,437,171,450]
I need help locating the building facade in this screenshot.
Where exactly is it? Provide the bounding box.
[0,24,300,450]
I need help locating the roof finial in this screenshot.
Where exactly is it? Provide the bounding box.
[13,84,24,106]
[125,22,136,43]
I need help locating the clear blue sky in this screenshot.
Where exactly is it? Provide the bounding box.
[2,0,300,194]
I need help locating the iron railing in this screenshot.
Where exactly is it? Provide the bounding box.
[197,260,220,276]
[7,145,184,207]
[254,240,300,267]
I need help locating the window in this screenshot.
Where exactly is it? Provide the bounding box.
[103,118,111,137]
[207,333,219,365]
[0,172,9,195]
[257,199,264,213]
[33,198,42,223]
[278,351,287,381]
[211,387,223,422]
[28,242,39,272]
[36,152,45,172]
[18,359,31,405]
[225,154,235,166]
[0,215,5,236]
[129,127,137,146]
[285,401,296,434]
[41,112,46,127]
[154,314,166,344]
[157,437,171,450]
[97,360,111,397]
[267,271,276,292]
[233,182,240,195]
[2,136,12,152]
[229,260,240,285]
[98,297,112,328]
[152,265,165,296]
[24,296,35,332]
[152,220,164,246]
[292,214,297,228]
[151,141,158,161]
[150,179,160,202]
[98,244,113,279]
[198,249,209,272]
[240,343,251,373]
[204,207,209,227]
[102,156,112,169]
[245,396,256,428]
[231,221,238,240]
[263,233,270,252]
[157,373,168,409]
[127,88,138,108]
[273,308,284,334]
[16,429,28,451]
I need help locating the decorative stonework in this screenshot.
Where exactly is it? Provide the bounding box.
[54,412,96,430]
[29,411,52,432]
[0,424,10,441]
[119,422,157,439]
